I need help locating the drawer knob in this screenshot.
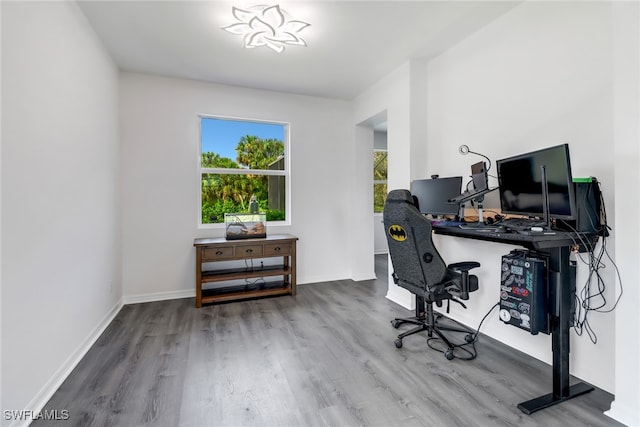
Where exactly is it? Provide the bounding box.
[215,250,223,255]
[245,249,253,253]
[274,247,281,252]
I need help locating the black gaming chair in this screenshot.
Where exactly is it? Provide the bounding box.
[383,189,480,360]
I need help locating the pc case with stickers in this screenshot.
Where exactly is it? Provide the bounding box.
[499,249,550,335]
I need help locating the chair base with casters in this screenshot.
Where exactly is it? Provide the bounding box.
[391,260,480,360]
[390,295,427,333]
[391,301,476,361]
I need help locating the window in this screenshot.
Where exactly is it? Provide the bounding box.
[200,116,289,226]
[373,149,388,213]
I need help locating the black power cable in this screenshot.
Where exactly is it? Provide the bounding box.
[559,179,622,344]
[427,303,500,361]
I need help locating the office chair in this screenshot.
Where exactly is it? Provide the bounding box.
[383,189,480,360]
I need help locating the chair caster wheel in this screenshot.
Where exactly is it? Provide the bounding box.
[394,339,403,348]
[465,334,474,343]
[445,349,455,360]
[391,320,401,329]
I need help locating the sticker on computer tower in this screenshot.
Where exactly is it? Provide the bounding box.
[499,250,549,335]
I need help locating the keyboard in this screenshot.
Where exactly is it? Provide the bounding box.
[431,220,466,227]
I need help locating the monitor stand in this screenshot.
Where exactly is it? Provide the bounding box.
[540,165,553,231]
[458,196,496,229]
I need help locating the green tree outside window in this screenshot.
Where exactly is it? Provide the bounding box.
[200,117,288,224]
[374,150,388,213]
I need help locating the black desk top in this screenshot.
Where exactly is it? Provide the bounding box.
[432,225,598,252]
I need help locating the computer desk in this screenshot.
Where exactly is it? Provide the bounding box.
[433,225,600,414]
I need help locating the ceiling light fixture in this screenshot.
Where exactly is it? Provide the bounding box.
[221,4,310,53]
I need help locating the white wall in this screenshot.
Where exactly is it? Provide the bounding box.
[373,213,387,254]
[119,73,356,301]
[423,0,620,398]
[1,2,121,425]
[608,2,640,425]
[1,1,4,417]
[354,63,413,306]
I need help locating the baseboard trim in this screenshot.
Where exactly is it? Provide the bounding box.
[11,299,124,427]
[351,273,377,281]
[605,400,640,426]
[298,273,349,285]
[123,289,194,305]
[386,286,413,309]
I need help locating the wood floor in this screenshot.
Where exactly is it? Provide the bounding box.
[35,255,622,427]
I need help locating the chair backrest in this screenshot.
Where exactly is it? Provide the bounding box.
[383,189,447,296]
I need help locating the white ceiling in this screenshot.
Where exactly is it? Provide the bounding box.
[78,1,521,100]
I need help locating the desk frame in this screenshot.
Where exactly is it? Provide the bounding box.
[433,227,598,414]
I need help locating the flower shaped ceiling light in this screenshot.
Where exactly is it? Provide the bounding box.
[222,4,310,53]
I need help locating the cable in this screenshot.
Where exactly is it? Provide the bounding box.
[469,302,500,342]
[243,258,267,287]
[464,203,502,223]
[426,302,500,361]
[558,179,622,344]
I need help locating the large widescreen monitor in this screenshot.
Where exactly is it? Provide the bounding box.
[496,144,576,220]
[410,176,462,216]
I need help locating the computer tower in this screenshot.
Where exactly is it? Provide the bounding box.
[499,250,550,335]
[560,177,605,235]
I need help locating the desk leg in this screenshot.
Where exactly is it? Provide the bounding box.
[517,246,593,414]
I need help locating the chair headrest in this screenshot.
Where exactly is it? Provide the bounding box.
[386,189,413,204]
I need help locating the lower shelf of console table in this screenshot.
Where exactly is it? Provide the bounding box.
[193,234,298,307]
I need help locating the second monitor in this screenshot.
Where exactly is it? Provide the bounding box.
[410,176,462,216]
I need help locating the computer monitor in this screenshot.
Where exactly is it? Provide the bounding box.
[410,176,463,216]
[496,144,576,220]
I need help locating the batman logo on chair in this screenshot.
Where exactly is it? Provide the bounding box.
[388,225,407,241]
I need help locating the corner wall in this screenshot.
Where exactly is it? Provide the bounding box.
[1,2,121,425]
[607,2,640,424]
[353,61,430,307]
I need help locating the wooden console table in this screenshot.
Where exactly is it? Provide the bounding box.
[193,234,298,307]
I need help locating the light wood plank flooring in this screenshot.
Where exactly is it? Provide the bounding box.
[34,255,622,426]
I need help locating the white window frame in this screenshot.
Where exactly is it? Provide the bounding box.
[198,114,291,229]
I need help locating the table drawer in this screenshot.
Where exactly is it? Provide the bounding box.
[264,243,291,256]
[237,245,263,257]
[202,246,234,261]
